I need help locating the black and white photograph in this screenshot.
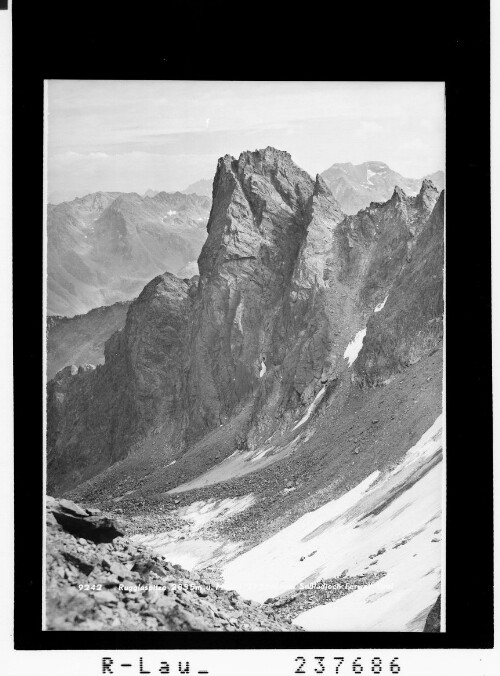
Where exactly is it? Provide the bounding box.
[43,80,446,634]
[2,1,496,673]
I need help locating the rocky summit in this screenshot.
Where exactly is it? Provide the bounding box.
[46,147,444,632]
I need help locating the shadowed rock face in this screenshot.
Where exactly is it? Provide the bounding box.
[353,191,444,386]
[47,147,444,495]
[47,274,193,494]
[186,149,344,442]
[423,595,441,632]
[336,181,440,311]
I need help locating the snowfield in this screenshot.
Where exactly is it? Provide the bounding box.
[222,416,443,632]
[131,495,255,569]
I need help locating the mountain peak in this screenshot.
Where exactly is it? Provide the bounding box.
[391,185,407,201]
[213,148,314,206]
[363,161,389,170]
[240,146,291,162]
[233,147,295,174]
[415,178,440,211]
[313,173,332,197]
[419,178,438,194]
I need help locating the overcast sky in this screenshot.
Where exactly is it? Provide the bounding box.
[46,80,445,203]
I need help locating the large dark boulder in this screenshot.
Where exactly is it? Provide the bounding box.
[52,511,124,543]
[47,496,124,543]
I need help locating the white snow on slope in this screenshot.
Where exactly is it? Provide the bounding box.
[131,496,255,570]
[292,386,326,431]
[177,495,256,530]
[259,360,267,377]
[344,328,367,367]
[366,169,377,184]
[166,210,177,216]
[131,533,240,571]
[374,296,388,313]
[222,416,443,632]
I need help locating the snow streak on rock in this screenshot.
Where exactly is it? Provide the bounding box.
[292,386,326,431]
[344,328,367,367]
[374,296,388,313]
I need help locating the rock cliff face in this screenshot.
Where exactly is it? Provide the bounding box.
[47,274,193,493]
[353,191,444,386]
[47,147,444,496]
[185,149,344,444]
[336,180,439,310]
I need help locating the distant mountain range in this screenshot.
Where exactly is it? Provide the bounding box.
[141,179,214,199]
[47,190,210,316]
[47,161,443,319]
[181,179,213,198]
[320,161,444,214]
[46,301,131,380]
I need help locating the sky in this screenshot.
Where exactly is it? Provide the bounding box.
[46,81,445,203]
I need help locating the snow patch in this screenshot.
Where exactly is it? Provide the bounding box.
[374,296,388,313]
[131,496,255,570]
[292,386,326,431]
[250,446,274,462]
[259,360,267,377]
[366,169,377,185]
[166,210,177,216]
[344,328,367,367]
[131,534,225,570]
[177,495,255,530]
[167,460,176,467]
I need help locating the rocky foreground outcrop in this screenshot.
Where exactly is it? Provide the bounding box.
[48,147,443,496]
[46,497,300,631]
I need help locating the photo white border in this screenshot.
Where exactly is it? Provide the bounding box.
[0,13,495,673]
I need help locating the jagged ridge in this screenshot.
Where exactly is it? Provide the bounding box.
[47,147,444,499]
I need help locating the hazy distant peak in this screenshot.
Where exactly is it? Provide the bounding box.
[321,161,444,215]
[181,178,213,198]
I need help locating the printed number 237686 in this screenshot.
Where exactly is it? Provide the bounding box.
[294,656,401,674]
